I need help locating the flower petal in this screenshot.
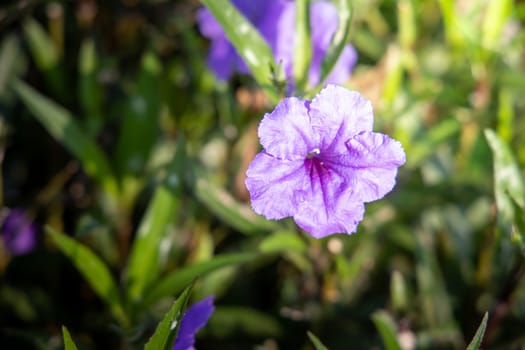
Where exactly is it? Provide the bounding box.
[309,85,374,154]
[294,194,365,238]
[172,296,214,350]
[258,97,317,159]
[245,152,310,219]
[344,132,406,202]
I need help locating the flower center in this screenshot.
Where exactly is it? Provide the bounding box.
[306,148,321,159]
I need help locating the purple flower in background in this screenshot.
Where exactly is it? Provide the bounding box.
[1,208,38,255]
[173,296,214,350]
[197,0,357,87]
[245,85,406,238]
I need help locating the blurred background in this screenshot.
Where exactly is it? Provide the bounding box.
[1,0,525,349]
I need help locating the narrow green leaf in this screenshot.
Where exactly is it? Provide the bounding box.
[62,326,79,350]
[193,176,280,235]
[485,129,525,209]
[78,39,103,136]
[126,139,185,304]
[293,0,312,93]
[466,312,489,350]
[485,129,525,246]
[115,51,161,177]
[259,230,307,254]
[319,0,352,85]
[371,311,403,350]
[0,35,22,96]
[209,306,281,337]
[22,18,58,70]
[307,331,329,350]
[143,253,255,308]
[47,227,128,326]
[438,0,464,47]
[200,0,278,102]
[12,80,118,196]
[144,283,194,350]
[482,0,512,49]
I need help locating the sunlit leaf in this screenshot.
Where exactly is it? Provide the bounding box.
[144,283,194,350]
[193,175,280,235]
[371,311,403,350]
[293,0,312,93]
[259,230,307,254]
[62,326,79,350]
[485,129,525,246]
[47,228,128,326]
[466,312,489,350]
[200,0,278,102]
[307,331,329,350]
[319,0,352,84]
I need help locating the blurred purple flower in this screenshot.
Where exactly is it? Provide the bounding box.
[197,0,357,87]
[1,208,38,255]
[173,296,214,350]
[245,85,406,238]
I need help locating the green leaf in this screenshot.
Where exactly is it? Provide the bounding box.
[62,326,79,350]
[259,230,307,254]
[12,79,119,196]
[485,129,525,209]
[78,39,103,136]
[22,18,58,70]
[293,0,312,93]
[142,253,255,308]
[115,51,161,177]
[200,0,278,102]
[485,129,525,245]
[466,312,489,350]
[307,331,329,350]
[47,227,128,326]
[126,139,185,304]
[0,35,23,96]
[209,306,281,337]
[319,0,352,85]
[144,283,194,350]
[371,311,403,350]
[193,175,280,235]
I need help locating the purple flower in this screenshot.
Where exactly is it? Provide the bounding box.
[173,296,214,350]
[245,85,406,238]
[1,208,38,255]
[197,0,357,88]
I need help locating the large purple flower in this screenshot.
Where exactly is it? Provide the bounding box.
[197,0,357,87]
[245,85,406,238]
[173,296,214,350]
[1,208,38,255]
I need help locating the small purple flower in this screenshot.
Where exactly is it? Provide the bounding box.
[197,0,357,88]
[173,296,214,350]
[245,85,406,238]
[1,208,38,255]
